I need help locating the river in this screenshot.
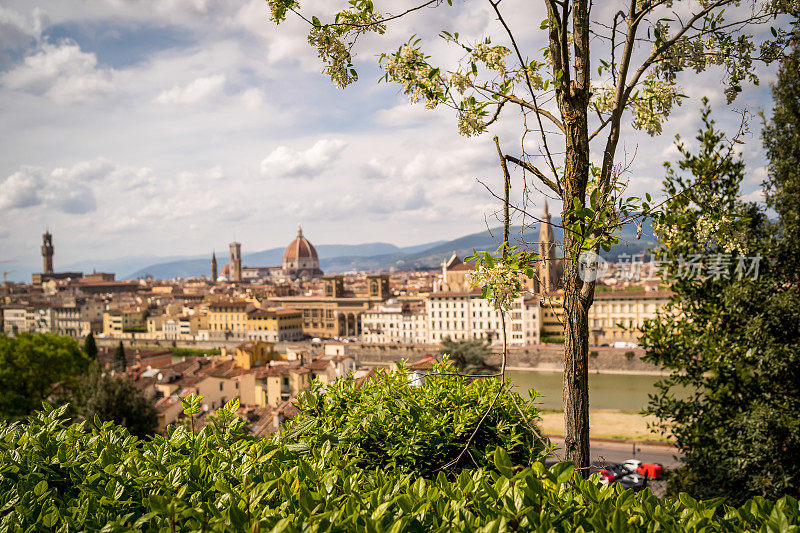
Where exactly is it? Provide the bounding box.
[505,369,672,412]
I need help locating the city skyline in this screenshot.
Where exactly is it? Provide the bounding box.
[0,1,776,269]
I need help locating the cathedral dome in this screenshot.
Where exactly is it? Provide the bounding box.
[283,225,318,263]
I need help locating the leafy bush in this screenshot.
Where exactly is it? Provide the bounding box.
[1,402,799,531]
[283,359,546,476]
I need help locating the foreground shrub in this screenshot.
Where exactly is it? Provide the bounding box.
[1,403,799,531]
[282,359,547,475]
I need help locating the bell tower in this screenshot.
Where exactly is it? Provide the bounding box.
[538,200,557,293]
[41,231,54,274]
[229,242,242,282]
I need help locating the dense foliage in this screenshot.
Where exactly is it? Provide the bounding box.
[439,338,498,375]
[2,400,800,531]
[79,368,159,438]
[283,360,542,477]
[641,101,800,503]
[0,333,91,421]
[762,45,800,285]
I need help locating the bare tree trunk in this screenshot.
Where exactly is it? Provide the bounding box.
[562,261,591,472]
[550,0,592,476]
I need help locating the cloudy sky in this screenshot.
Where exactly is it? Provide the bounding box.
[0,0,780,277]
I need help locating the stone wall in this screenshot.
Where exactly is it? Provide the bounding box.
[94,338,660,373]
[349,343,660,373]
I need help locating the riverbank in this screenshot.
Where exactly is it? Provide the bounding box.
[539,409,671,443]
[506,366,669,376]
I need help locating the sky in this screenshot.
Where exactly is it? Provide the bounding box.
[0,0,783,278]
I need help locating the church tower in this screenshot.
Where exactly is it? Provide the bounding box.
[538,200,557,293]
[41,231,54,274]
[211,251,218,283]
[229,242,242,282]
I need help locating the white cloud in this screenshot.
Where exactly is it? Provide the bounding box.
[0,6,45,49]
[361,157,395,180]
[240,87,266,110]
[3,40,114,103]
[0,158,158,215]
[154,74,226,105]
[0,166,44,210]
[260,139,346,178]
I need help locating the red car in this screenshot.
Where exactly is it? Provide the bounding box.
[623,460,663,480]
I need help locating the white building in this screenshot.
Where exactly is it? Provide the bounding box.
[2,306,27,334]
[361,300,428,344]
[426,291,540,346]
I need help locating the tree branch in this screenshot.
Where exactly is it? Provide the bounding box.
[476,85,566,134]
[505,155,562,195]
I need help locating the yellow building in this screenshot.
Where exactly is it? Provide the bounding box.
[255,367,310,407]
[208,300,250,339]
[102,308,147,336]
[588,290,672,345]
[234,340,284,369]
[246,308,304,342]
[539,292,565,341]
[103,310,123,336]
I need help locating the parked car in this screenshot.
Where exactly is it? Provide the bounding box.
[596,463,630,485]
[617,472,648,492]
[623,459,663,480]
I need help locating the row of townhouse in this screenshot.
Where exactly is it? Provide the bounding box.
[2,300,106,337]
[204,301,304,342]
[93,300,304,342]
[358,288,672,347]
[361,293,541,346]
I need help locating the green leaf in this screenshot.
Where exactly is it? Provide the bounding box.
[493,448,514,478]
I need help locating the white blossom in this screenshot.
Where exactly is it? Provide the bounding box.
[466,262,524,311]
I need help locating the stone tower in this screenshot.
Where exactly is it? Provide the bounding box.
[41,231,54,274]
[538,200,557,293]
[229,242,242,282]
[211,251,218,283]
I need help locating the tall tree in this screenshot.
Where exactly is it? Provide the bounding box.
[114,341,127,372]
[641,101,800,503]
[268,0,795,470]
[0,333,92,420]
[762,44,800,285]
[80,368,158,438]
[84,332,98,360]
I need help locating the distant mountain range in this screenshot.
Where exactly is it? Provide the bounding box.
[5,219,655,282]
[123,218,655,280]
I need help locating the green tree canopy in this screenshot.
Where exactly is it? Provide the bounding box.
[762,44,800,284]
[0,333,92,420]
[641,100,800,503]
[79,368,158,438]
[439,337,499,375]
